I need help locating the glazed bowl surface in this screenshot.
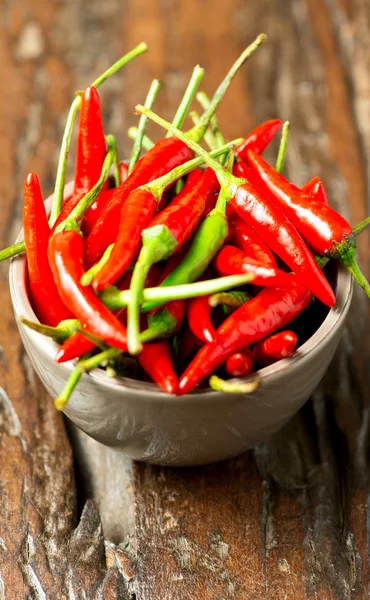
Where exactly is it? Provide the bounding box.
[9,182,353,466]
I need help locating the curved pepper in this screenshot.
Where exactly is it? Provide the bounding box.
[179,283,312,394]
[48,230,128,351]
[247,150,370,296]
[235,119,282,162]
[138,341,178,394]
[23,173,73,327]
[214,245,297,288]
[253,330,298,366]
[229,213,276,266]
[73,86,108,197]
[187,295,217,344]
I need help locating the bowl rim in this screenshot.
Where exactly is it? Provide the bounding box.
[9,180,353,401]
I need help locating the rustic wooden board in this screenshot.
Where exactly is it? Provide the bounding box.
[0,0,369,598]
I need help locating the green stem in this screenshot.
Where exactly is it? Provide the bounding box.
[189,34,266,143]
[128,127,154,151]
[139,309,178,343]
[353,216,370,236]
[100,272,255,311]
[49,42,148,227]
[209,375,260,394]
[91,42,147,88]
[341,248,370,298]
[0,240,25,261]
[175,179,185,194]
[275,121,290,174]
[55,363,84,410]
[209,290,249,309]
[196,91,226,147]
[128,79,161,175]
[55,135,116,232]
[79,348,122,371]
[143,138,242,199]
[214,145,235,213]
[49,97,80,226]
[135,106,241,195]
[81,244,114,286]
[127,227,178,355]
[55,347,121,410]
[166,65,204,137]
[19,318,70,343]
[190,110,219,151]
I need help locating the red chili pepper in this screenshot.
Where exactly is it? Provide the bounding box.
[138,341,178,394]
[138,107,335,307]
[85,138,194,267]
[23,173,73,327]
[233,159,253,180]
[301,177,329,206]
[187,295,217,344]
[246,150,370,296]
[55,265,162,364]
[73,86,108,196]
[253,330,298,366]
[148,167,219,251]
[48,229,128,351]
[179,283,312,394]
[235,119,282,161]
[214,245,298,288]
[225,349,254,377]
[81,188,116,236]
[229,214,276,266]
[92,188,159,289]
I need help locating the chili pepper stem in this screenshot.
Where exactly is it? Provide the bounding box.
[166,65,204,137]
[49,42,147,227]
[187,34,267,143]
[196,91,226,147]
[135,106,241,196]
[190,110,218,151]
[55,347,121,410]
[275,121,290,174]
[127,227,178,354]
[127,127,154,151]
[142,139,242,199]
[336,241,370,297]
[128,79,161,175]
[101,272,255,311]
[209,291,249,308]
[19,317,70,343]
[81,244,114,286]
[139,310,178,343]
[55,135,116,232]
[0,240,25,261]
[209,375,260,394]
[353,216,370,236]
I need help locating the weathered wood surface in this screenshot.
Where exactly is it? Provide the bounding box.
[0,0,370,598]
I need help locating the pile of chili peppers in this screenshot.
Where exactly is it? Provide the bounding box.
[3,35,370,409]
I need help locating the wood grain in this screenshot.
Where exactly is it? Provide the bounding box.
[0,0,369,598]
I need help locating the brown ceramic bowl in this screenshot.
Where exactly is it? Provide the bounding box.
[9,182,353,466]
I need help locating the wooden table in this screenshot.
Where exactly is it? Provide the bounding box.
[1,1,369,598]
